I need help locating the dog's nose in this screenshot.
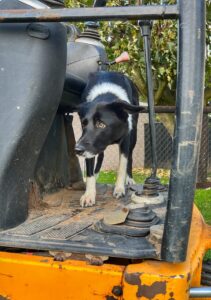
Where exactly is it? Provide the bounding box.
[75,144,85,156]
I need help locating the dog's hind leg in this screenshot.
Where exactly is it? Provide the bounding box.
[80,158,96,207]
[113,136,130,198]
[126,127,137,185]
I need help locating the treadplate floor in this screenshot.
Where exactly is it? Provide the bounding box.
[0,184,167,259]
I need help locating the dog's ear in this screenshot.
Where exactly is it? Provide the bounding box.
[108,100,145,114]
[71,102,86,113]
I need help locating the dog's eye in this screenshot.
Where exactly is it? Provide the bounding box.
[95,120,106,129]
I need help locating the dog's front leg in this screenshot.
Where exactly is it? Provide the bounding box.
[113,137,129,199]
[80,158,96,207]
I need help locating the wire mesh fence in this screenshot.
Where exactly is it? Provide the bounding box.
[144,122,173,169]
[72,110,211,184]
[144,114,211,183]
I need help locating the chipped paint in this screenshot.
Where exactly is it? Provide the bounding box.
[124,272,142,286]
[40,259,49,263]
[137,281,167,299]
[187,272,191,282]
[168,291,176,300]
[125,272,167,299]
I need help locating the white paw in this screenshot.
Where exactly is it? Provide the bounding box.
[125,176,135,185]
[80,192,96,208]
[113,185,125,199]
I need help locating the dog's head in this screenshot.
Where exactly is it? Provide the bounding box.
[74,97,143,158]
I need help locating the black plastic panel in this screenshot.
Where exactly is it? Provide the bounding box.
[0,20,67,229]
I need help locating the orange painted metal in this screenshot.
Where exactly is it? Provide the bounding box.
[0,253,124,300]
[123,206,211,300]
[0,205,210,300]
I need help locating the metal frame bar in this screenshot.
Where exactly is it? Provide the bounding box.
[140,21,158,178]
[141,106,211,114]
[0,5,178,23]
[189,287,211,298]
[161,0,206,262]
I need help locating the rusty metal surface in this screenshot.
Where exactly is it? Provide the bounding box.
[0,184,162,259]
[0,5,178,23]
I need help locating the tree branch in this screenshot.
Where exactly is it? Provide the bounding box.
[132,67,147,100]
[157,113,174,137]
[154,80,168,105]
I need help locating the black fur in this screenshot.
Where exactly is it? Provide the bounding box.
[75,71,144,206]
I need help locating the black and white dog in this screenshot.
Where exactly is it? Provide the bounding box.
[75,71,144,207]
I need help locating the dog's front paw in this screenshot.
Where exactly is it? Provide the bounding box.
[113,185,125,199]
[80,192,96,208]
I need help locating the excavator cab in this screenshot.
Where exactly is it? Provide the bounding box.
[0,0,210,299]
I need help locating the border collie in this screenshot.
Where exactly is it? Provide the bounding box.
[75,71,144,207]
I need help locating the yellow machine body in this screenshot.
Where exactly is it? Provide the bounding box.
[0,205,210,300]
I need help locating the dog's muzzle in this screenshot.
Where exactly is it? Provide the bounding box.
[75,144,85,156]
[75,144,95,158]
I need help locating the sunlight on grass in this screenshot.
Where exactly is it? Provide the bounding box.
[97,170,117,184]
[98,170,211,224]
[194,189,211,225]
[195,189,211,260]
[97,168,170,185]
[204,249,211,261]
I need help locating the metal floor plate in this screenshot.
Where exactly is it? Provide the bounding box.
[0,184,166,259]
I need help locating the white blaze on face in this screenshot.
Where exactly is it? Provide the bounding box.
[83,151,95,159]
[87,82,132,131]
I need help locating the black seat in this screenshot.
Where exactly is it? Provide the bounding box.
[60,39,107,111]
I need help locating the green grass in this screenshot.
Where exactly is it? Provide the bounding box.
[97,169,170,185]
[98,170,211,218]
[194,189,211,260]
[194,189,211,225]
[97,169,211,260]
[204,249,211,261]
[98,170,211,223]
[97,170,117,184]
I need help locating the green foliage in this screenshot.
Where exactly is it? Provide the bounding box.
[65,0,211,103]
[204,249,211,260]
[65,0,92,7]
